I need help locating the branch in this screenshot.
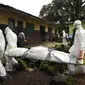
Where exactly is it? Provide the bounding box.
[67,0,74,8]
[81,0,85,5]
[80,5,85,12]
[67,0,75,15]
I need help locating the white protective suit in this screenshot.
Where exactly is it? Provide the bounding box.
[5,27,18,71]
[0,29,6,76]
[68,20,85,74]
[62,30,67,46]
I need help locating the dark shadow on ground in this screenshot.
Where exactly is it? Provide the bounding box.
[0,68,54,85]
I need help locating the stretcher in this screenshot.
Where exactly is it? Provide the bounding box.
[4,46,79,64]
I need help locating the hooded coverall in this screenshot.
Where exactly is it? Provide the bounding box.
[0,29,6,76]
[62,30,67,46]
[68,20,85,74]
[5,27,18,71]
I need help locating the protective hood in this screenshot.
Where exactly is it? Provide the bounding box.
[62,30,66,38]
[74,20,82,29]
[74,20,81,26]
[4,27,11,34]
[19,32,24,35]
[62,30,65,33]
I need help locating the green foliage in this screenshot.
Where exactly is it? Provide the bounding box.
[39,61,58,75]
[26,42,63,49]
[55,44,70,53]
[65,76,75,85]
[17,58,28,70]
[39,61,68,75]
[39,0,85,23]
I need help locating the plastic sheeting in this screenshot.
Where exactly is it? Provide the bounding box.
[5,46,78,64]
[5,48,28,57]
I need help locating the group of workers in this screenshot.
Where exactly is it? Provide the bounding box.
[0,26,26,81]
[0,19,85,82]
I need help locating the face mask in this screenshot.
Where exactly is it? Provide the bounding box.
[76,25,82,29]
[74,24,81,30]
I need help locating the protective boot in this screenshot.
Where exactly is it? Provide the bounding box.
[0,74,12,83]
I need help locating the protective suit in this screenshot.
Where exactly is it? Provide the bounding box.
[5,27,18,71]
[68,20,85,74]
[62,30,67,46]
[0,29,6,77]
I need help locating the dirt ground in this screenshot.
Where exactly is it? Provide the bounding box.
[0,68,85,85]
[0,68,54,85]
[75,75,85,85]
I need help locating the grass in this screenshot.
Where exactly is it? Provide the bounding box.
[26,41,63,48]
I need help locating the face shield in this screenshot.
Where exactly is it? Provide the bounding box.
[73,20,81,29]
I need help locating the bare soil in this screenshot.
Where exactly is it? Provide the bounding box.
[0,68,85,85]
[75,75,85,85]
[0,68,54,85]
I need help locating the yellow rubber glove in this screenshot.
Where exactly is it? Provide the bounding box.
[24,39,27,42]
[10,46,14,48]
[82,57,85,66]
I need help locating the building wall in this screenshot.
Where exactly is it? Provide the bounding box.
[0,9,57,43]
